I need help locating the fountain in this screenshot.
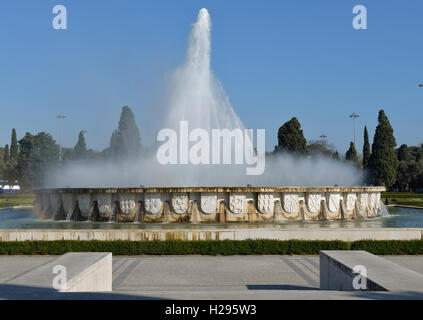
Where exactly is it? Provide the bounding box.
[34,9,386,224]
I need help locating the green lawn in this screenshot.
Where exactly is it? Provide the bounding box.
[382,192,423,207]
[0,193,35,208]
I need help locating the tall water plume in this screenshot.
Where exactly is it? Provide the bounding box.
[165,8,245,132]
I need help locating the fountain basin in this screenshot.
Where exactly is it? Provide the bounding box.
[34,186,385,223]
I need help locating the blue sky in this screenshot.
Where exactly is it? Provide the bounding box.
[0,0,422,153]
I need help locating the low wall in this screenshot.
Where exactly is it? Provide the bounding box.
[320,250,423,292]
[34,186,386,223]
[4,252,112,293]
[0,228,421,241]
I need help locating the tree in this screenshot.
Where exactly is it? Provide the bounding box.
[3,144,9,164]
[332,150,341,160]
[10,128,18,161]
[73,131,87,160]
[368,110,398,188]
[275,117,307,155]
[397,144,410,162]
[345,142,359,164]
[17,132,59,188]
[108,106,142,159]
[362,126,371,169]
[307,140,336,158]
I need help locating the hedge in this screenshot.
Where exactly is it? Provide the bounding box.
[1,240,423,255]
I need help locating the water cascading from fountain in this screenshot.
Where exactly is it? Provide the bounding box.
[379,200,390,217]
[109,203,117,223]
[87,205,95,222]
[134,203,141,223]
[66,207,74,221]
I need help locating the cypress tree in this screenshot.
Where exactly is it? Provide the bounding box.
[276,117,307,155]
[108,106,142,159]
[10,128,18,161]
[369,110,398,187]
[345,142,359,164]
[3,144,9,164]
[362,126,371,169]
[73,131,87,160]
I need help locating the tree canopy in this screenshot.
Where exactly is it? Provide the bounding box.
[108,106,142,159]
[368,110,398,187]
[276,117,307,155]
[362,126,371,169]
[345,142,359,164]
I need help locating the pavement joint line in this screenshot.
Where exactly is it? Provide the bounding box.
[280,257,319,289]
[112,259,127,273]
[112,258,130,278]
[113,259,143,289]
[304,257,320,270]
[112,259,132,282]
[2,257,56,284]
[297,259,319,278]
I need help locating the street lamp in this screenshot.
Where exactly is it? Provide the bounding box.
[56,113,67,161]
[419,83,423,87]
[349,112,360,146]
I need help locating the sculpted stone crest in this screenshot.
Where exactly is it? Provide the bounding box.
[346,193,357,212]
[120,194,137,215]
[328,193,341,213]
[201,193,217,214]
[229,193,246,214]
[97,194,112,216]
[283,193,298,214]
[307,193,321,213]
[172,193,189,214]
[258,194,274,214]
[144,193,162,214]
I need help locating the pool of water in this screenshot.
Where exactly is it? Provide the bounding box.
[0,207,422,230]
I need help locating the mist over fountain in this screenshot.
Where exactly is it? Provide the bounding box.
[36,8,385,224]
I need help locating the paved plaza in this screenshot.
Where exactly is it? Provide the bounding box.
[1,255,423,299]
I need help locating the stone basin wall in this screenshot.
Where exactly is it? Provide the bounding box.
[33,187,386,223]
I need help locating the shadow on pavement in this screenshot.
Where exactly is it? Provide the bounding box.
[0,283,169,300]
[247,285,316,291]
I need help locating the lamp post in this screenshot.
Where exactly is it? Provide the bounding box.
[56,113,67,161]
[419,84,423,87]
[349,112,359,146]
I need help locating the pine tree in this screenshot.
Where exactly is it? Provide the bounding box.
[369,110,398,188]
[3,144,9,164]
[73,131,87,160]
[345,142,359,164]
[10,128,18,161]
[276,117,307,155]
[108,106,142,159]
[362,126,371,169]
